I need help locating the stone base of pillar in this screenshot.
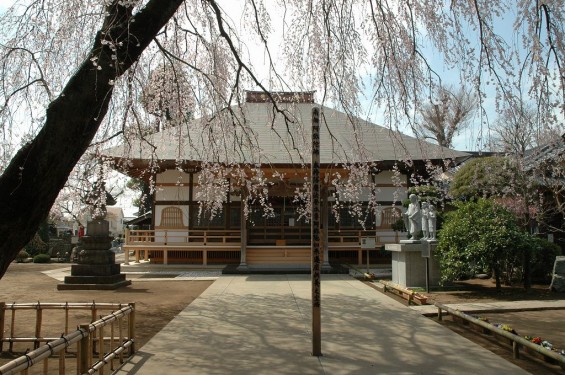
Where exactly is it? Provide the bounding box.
[236,262,249,272]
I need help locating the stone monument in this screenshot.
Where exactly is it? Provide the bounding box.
[427,204,437,241]
[386,195,441,288]
[58,219,131,290]
[402,194,422,243]
[421,202,429,240]
[550,256,565,292]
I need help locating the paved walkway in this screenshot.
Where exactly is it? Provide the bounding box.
[114,274,530,374]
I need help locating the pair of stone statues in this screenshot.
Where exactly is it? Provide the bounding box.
[404,194,436,240]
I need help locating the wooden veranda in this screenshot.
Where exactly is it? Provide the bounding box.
[123,227,399,267]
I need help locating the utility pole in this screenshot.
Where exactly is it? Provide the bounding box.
[311,107,322,356]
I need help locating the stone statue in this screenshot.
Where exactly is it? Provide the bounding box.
[421,202,430,240]
[404,194,421,239]
[428,204,437,240]
[550,256,565,292]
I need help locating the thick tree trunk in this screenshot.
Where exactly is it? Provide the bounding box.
[0,0,184,278]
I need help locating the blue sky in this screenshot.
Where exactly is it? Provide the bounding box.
[0,0,9,13]
[0,1,560,153]
[1,1,561,216]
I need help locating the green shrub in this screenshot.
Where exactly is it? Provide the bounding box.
[25,233,48,256]
[437,199,527,290]
[391,218,406,232]
[16,250,30,262]
[450,157,517,201]
[33,253,51,263]
[530,237,562,282]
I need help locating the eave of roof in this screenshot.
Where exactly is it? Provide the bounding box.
[523,136,565,171]
[103,101,469,174]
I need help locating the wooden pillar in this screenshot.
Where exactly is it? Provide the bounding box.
[238,189,248,270]
[188,172,194,236]
[322,187,330,269]
[512,341,521,359]
[358,249,362,266]
[189,172,194,202]
[128,303,136,355]
[0,302,5,353]
[78,324,90,374]
[311,107,322,356]
[34,303,42,349]
[124,229,130,265]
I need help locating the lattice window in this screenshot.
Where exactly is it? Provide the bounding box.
[160,207,185,228]
[332,205,376,229]
[379,207,402,229]
[191,208,225,228]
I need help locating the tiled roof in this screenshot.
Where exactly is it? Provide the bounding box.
[523,135,565,171]
[103,101,469,165]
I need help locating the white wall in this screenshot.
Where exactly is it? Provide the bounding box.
[155,186,190,201]
[155,170,191,201]
[156,170,191,184]
[333,171,408,202]
[375,171,407,203]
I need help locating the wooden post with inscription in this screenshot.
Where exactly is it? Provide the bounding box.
[311,107,322,356]
[238,187,248,271]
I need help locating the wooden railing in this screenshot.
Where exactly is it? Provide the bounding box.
[124,229,241,265]
[327,229,399,246]
[123,228,400,265]
[126,229,241,245]
[126,229,398,247]
[247,227,400,247]
[0,302,135,375]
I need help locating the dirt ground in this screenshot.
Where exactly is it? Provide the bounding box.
[373,278,565,374]
[1,263,564,374]
[0,262,212,367]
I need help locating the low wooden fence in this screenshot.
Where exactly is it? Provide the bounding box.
[379,281,428,305]
[435,302,565,369]
[0,302,135,375]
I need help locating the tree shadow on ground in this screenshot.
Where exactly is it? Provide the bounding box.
[428,278,564,302]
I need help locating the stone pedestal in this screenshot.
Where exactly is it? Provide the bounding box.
[385,241,441,288]
[58,220,131,290]
[550,256,565,292]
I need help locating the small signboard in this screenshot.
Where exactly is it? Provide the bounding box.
[360,237,376,249]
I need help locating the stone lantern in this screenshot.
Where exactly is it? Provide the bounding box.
[58,219,130,290]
